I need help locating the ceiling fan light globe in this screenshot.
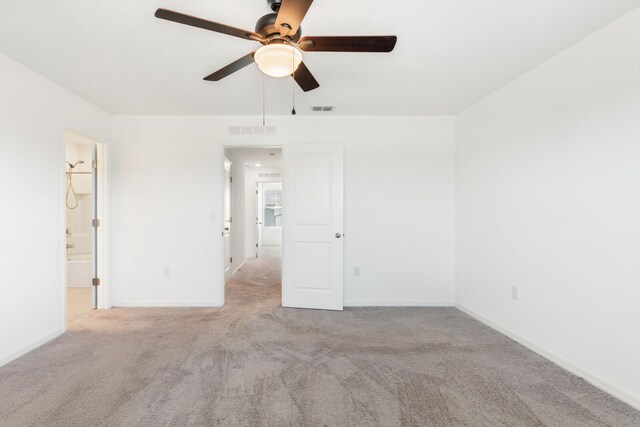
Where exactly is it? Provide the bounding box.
[255,44,302,78]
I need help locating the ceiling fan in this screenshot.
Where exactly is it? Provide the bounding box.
[155,0,397,92]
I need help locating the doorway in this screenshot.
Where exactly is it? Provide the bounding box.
[64,130,105,324]
[223,147,283,304]
[220,142,345,310]
[257,182,282,257]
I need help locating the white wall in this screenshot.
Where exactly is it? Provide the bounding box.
[0,53,110,366]
[109,118,221,306]
[455,8,640,409]
[110,116,455,307]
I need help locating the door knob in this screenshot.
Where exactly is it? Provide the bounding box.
[335,233,342,238]
[224,227,230,231]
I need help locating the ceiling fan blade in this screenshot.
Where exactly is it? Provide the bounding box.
[203,52,256,81]
[292,61,319,92]
[155,8,261,41]
[275,0,314,36]
[298,36,397,52]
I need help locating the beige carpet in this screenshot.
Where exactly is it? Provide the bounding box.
[1,254,639,426]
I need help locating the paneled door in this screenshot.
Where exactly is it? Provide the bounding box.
[282,143,344,310]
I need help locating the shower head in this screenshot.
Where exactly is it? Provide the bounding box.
[67,159,85,169]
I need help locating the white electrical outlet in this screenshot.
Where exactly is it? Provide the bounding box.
[163,267,171,277]
[353,266,360,277]
[511,285,518,300]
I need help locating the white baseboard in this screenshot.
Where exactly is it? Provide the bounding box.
[344,300,454,307]
[456,303,640,411]
[0,328,65,368]
[113,301,221,308]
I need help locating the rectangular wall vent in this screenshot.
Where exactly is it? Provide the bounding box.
[258,172,281,178]
[228,126,277,135]
[311,106,335,112]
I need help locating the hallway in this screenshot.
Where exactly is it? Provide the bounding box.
[224,249,282,311]
[0,257,638,425]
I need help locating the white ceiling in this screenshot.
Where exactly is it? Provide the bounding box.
[225,147,282,168]
[1,0,638,115]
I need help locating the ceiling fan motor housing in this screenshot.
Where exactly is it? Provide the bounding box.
[255,13,301,42]
[267,0,282,12]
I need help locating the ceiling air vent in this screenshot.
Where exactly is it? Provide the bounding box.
[228,126,277,136]
[311,106,335,112]
[258,172,281,178]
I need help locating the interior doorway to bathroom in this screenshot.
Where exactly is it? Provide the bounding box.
[223,147,283,304]
[256,182,282,258]
[65,130,104,323]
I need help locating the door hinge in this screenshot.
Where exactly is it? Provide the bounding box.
[92,160,99,169]
[230,176,232,183]
[92,277,101,287]
[230,257,233,263]
[256,190,258,195]
[256,243,258,248]
[92,218,101,227]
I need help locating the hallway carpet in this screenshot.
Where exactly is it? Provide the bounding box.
[1,255,638,426]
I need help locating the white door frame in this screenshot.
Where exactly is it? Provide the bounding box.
[223,158,232,284]
[256,182,261,254]
[218,142,283,306]
[94,138,109,309]
[62,129,110,329]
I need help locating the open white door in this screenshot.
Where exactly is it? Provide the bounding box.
[282,143,343,310]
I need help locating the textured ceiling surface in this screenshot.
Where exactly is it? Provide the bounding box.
[1,0,638,115]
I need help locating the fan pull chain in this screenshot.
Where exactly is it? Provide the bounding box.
[262,75,266,126]
[291,47,296,115]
